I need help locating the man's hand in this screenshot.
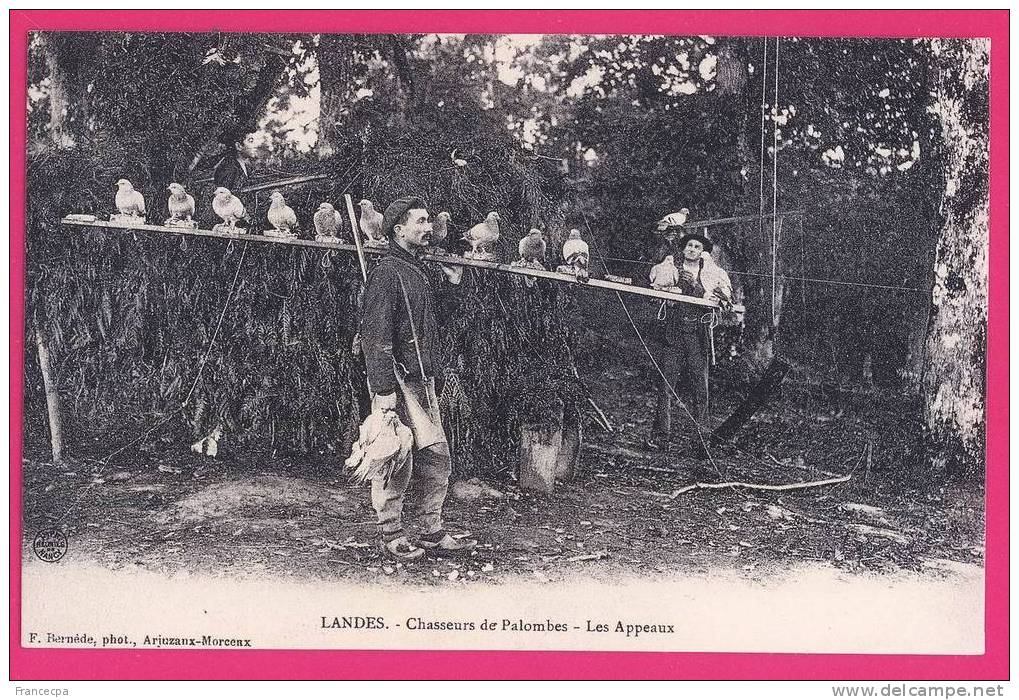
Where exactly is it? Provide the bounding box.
[712,286,733,311]
[439,263,463,285]
[372,392,398,412]
[678,270,696,285]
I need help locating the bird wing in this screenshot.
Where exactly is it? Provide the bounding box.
[313,209,328,232]
[131,191,146,214]
[184,194,195,217]
[282,206,297,226]
[360,211,379,236]
[230,196,246,218]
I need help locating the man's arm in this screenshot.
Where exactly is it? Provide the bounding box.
[360,263,400,399]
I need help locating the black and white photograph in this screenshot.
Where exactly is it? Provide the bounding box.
[18,25,991,658]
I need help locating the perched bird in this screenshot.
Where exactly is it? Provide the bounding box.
[212,187,247,229]
[114,179,146,218]
[313,202,342,240]
[656,207,690,231]
[358,199,385,244]
[512,228,547,289]
[267,190,298,234]
[560,228,590,282]
[700,250,735,310]
[562,229,589,266]
[649,254,680,289]
[166,183,195,222]
[518,228,547,263]
[463,211,501,259]
[431,211,451,249]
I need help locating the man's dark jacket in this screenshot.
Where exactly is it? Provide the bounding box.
[360,243,441,396]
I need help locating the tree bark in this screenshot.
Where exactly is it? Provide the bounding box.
[316,34,348,160]
[35,329,64,464]
[921,39,989,477]
[713,37,778,371]
[39,34,75,148]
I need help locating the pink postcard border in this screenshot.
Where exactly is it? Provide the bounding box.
[8,9,1009,681]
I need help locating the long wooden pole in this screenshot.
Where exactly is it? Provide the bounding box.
[61,217,742,311]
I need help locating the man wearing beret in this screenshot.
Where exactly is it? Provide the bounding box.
[359,196,475,560]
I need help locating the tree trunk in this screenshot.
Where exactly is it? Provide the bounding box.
[39,35,75,149]
[714,37,779,371]
[35,329,64,464]
[316,35,348,160]
[921,39,989,477]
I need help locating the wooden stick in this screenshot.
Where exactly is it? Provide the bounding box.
[236,174,330,194]
[343,195,368,282]
[35,328,64,464]
[766,453,842,479]
[61,217,742,309]
[585,396,614,432]
[710,357,791,443]
[680,209,804,230]
[669,473,851,498]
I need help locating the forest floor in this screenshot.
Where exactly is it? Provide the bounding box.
[20,296,986,588]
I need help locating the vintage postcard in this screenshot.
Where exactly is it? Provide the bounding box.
[10,10,1008,680]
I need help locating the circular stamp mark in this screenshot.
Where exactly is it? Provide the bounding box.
[32,528,68,563]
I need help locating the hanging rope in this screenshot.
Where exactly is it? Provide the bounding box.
[771,37,781,328]
[758,37,769,248]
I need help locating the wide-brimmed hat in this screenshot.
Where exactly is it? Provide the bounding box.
[677,229,713,253]
[382,195,427,238]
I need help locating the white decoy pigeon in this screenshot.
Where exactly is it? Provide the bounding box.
[518,228,547,263]
[358,199,386,246]
[114,179,146,219]
[313,202,342,241]
[166,183,195,225]
[463,211,501,259]
[559,229,590,282]
[656,207,690,231]
[212,187,247,230]
[266,190,298,235]
[649,254,680,290]
[512,228,548,288]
